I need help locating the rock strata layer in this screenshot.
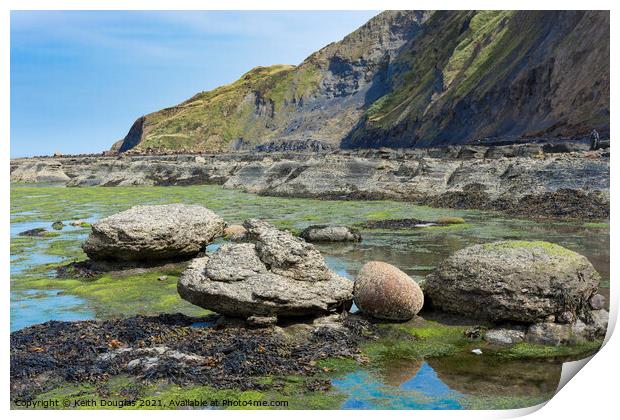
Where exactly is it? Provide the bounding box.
[10,147,609,220]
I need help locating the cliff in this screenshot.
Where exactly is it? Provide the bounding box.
[114,10,609,153]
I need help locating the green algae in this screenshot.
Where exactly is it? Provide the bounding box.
[316,357,361,375]
[10,184,469,230]
[460,394,552,410]
[424,223,472,231]
[361,319,477,365]
[494,341,603,361]
[481,240,576,256]
[44,238,85,258]
[22,373,346,410]
[583,222,609,229]
[11,236,36,255]
[12,267,209,319]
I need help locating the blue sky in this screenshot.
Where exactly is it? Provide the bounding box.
[10,10,379,157]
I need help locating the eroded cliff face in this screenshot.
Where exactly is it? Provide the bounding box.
[114,10,609,154]
[117,11,430,153]
[345,11,610,148]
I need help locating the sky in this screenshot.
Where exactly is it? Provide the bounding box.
[10,10,379,157]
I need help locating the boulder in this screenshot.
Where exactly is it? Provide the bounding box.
[526,322,572,345]
[18,228,48,237]
[299,225,362,242]
[425,241,600,322]
[178,220,353,320]
[82,204,225,261]
[484,327,525,345]
[51,221,64,230]
[353,261,424,321]
[589,293,606,310]
[223,224,247,241]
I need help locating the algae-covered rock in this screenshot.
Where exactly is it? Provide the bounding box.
[83,204,225,261]
[353,261,424,321]
[51,221,64,230]
[425,241,600,322]
[435,216,465,225]
[178,221,352,319]
[18,228,47,237]
[300,225,362,242]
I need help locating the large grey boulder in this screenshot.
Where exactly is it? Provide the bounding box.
[83,204,225,261]
[425,241,600,322]
[177,220,353,319]
[300,225,361,242]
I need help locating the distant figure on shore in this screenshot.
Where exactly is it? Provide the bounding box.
[590,129,600,150]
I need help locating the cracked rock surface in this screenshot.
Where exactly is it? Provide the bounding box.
[178,220,353,319]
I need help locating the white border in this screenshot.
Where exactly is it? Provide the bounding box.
[2,1,617,419]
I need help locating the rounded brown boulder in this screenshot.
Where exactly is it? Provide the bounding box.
[353,261,424,321]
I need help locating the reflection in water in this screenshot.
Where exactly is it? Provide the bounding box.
[335,362,463,409]
[333,356,561,410]
[428,355,561,399]
[382,358,423,387]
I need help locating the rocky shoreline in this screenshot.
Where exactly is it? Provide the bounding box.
[10,203,608,407]
[10,143,610,220]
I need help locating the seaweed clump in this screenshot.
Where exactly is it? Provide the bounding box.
[10,313,375,402]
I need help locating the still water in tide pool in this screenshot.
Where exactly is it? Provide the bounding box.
[10,184,609,409]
